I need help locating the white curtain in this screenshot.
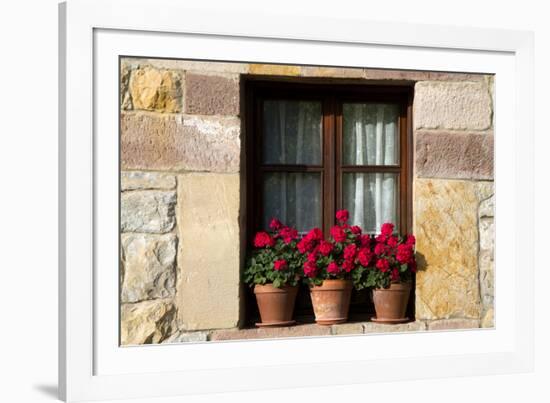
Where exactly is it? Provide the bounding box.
[343,103,399,233]
[262,100,322,232]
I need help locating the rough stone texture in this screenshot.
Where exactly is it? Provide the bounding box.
[120,190,176,233]
[414,81,492,130]
[162,330,209,343]
[120,63,132,110]
[121,112,240,173]
[364,321,427,333]
[300,66,364,78]
[479,195,495,310]
[120,299,176,345]
[414,179,494,320]
[185,73,240,116]
[176,174,241,330]
[249,64,301,76]
[331,322,365,335]
[129,66,182,112]
[121,171,176,191]
[364,69,486,82]
[122,58,249,74]
[427,318,480,330]
[415,131,494,180]
[209,324,331,341]
[481,308,495,328]
[121,233,177,303]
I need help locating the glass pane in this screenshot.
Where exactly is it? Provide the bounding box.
[262,172,321,233]
[342,173,398,233]
[262,100,322,165]
[342,103,399,166]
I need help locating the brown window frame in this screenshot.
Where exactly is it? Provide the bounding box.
[246,80,413,238]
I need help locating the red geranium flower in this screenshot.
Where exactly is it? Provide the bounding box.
[343,244,358,260]
[297,237,313,254]
[375,233,387,243]
[391,268,400,281]
[376,258,390,272]
[357,248,373,266]
[254,231,274,248]
[303,260,318,278]
[318,240,333,256]
[330,225,347,243]
[387,236,398,248]
[380,222,395,236]
[327,261,340,275]
[306,227,323,241]
[342,259,354,273]
[269,218,283,230]
[273,259,288,271]
[360,234,371,247]
[350,225,362,235]
[307,252,317,263]
[396,244,413,264]
[279,226,298,244]
[374,242,387,256]
[335,209,349,223]
[406,234,416,246]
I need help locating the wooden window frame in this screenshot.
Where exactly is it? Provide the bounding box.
[246,80,413,238]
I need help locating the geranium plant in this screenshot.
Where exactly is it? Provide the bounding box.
[353,222,417,290]
[244,219,305,288]
[299,209,372,286]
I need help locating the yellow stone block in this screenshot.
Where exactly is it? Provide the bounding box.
[249,63,301,76]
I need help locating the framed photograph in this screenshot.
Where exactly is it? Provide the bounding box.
[59,0,534,401]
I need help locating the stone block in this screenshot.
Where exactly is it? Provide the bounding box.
[121,171,176,191]
[415,131,494,180]
[120,299,176,345]
[364,69,487,82]
[364,321,427,333]
[427,318,480,330]
[129,66,182,112]
[176,174,241,330]
[481,308,494,328]
[209,324,331,341]
[414,179,494,320]
[120,190,176,233]
[122,58,249,74]
[249,64,301,76]
[414,81,492,130]
[300,66,364,78]
[185,73,240,116]
[331,322,365,335]
[162,330,209,343]
[121,112,240,173]
[121,233,177,303]
[120,63,132,110]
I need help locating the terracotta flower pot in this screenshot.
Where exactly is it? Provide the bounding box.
[254,284,298,327]
[309,279,353,325]
[372,282,411,323]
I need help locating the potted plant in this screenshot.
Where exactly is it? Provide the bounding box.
[353,222,417,323]
[300,210,369,325]
[244,219,305,327]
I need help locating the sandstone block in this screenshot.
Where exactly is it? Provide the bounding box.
[121,233,177,303]
[176,174,241,330]
[415,131,494,180]
[121,113,240,172]
[185,73,240,116]
[481,308,494,328]
[120,299,176,345]
[249,64,301,76]
[120,63,132,110]
[300,66,364,78]
[364,321,426,333]
[414,81,492,130]
[331,322,365,335]
[364,69,486,82]
[121,171,176,191]
[162,330,209,343]
[209,324,331,341]
[122,58,249,74]
[120,190,176,233]
[129,66,182,112]
[414,179,493,320]
[427,318,480,330]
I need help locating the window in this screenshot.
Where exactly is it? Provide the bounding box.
[247,81,412,237]
[245,80,413,323]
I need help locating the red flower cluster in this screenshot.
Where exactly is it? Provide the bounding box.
[273,259,288,271]
[371,222,417,282]
[253,231,274,248]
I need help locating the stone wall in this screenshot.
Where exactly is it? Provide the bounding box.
[119,58,495,345]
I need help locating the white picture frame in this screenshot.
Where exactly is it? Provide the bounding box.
[59,0,534,401]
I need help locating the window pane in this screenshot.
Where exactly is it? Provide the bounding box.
[343,173,398,233]
[342,103,399,166]
[262,100,322,165]
[262,172,321,232]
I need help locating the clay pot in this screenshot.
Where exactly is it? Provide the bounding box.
[309,279,353,325]
[254,284,298,327]
[372,282,411,323]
